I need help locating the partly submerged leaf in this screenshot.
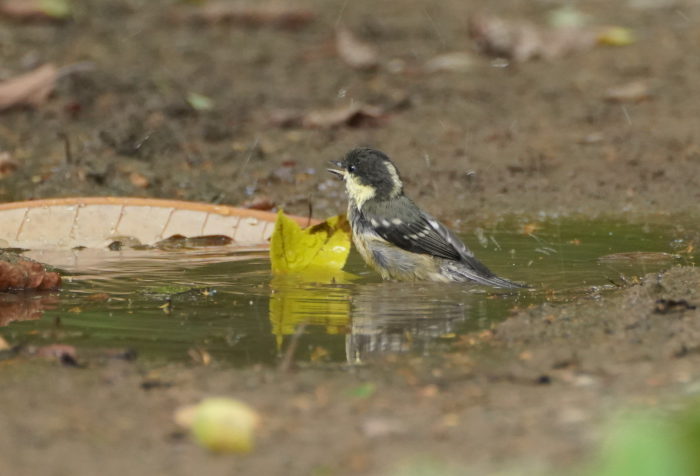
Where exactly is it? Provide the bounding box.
[270,211,351,274]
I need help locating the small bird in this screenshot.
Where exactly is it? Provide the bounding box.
[328,147,525,288]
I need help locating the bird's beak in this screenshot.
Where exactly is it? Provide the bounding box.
[327,160,344,179]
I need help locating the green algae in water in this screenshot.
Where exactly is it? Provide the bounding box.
[0,217,696,365]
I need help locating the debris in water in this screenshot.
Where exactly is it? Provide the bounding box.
[597,251,679,263]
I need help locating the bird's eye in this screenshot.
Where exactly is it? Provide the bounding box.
[347,164,356,173]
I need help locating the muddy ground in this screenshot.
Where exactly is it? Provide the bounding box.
[2,0,700,474]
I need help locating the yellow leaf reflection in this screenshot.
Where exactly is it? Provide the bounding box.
[268,274,351,351]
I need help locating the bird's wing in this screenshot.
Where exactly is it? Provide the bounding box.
[363,198,471,262]
[362,198,526,288]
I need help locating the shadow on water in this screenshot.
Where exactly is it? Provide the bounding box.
[1,216,697,365]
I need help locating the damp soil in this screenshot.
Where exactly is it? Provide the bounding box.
[2,0,700,474]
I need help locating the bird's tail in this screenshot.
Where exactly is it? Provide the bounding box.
[444,261,529,289]
[477,274,528,289]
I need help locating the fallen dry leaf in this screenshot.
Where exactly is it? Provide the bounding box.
[270,103,385,129]
[0,152,19,178]
[174,2,315,30]
[424,52,476,73]
[0,256,62,291]
[302,103,385,129]
[468,13,629,62]
[604,80,651,103]
[335,26,379,70]
[0,64,58,111]
[242,195,275,211]
[0,0,71,22]
[129,171,150,189]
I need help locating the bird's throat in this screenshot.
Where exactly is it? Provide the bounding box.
[345,174,376,209]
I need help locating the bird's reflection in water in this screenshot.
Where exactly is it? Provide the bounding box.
[345,281,469,363]
[268,276,472,363]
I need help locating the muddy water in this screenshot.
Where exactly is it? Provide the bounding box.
[1,217,695,365]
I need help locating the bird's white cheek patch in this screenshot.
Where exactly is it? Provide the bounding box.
[345,175,376,209]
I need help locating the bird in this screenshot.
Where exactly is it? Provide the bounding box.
[328,147,525,289]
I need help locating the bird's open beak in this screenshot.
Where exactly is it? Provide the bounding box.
[327,160,345,179]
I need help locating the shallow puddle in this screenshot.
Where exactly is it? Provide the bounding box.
[1,217,696,365]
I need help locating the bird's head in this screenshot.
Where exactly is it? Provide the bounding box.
[328,147,403,208]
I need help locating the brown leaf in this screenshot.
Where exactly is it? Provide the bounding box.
[268,108,305,128]
[0,257,61,291]
[302,103,385,129]
[604,80,651,103]
[0,64,59,111]
[0,0,70,22]
[174,2,315,30]
[269,103,386,129]
[129,171,151,189]
[0,152,19,178]
[242,195,275,211]
[335,27,378,70]
[469,13,598,62]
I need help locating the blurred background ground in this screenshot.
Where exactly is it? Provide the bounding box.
[2,0,699,222]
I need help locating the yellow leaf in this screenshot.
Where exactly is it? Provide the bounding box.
[598,27,635,46]
[270,211,352,274]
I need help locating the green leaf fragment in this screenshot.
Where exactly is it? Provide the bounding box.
[40,0,71,18]
[187,92,214,111]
